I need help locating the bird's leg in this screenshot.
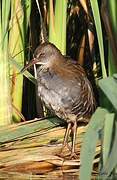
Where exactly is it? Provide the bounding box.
[70,120,78,159]
[63,122,72,150]
[59,122,72,156]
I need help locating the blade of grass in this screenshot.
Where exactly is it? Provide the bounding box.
[9,0,31,122]
[102,113,114,166]
[79,107,108,180]
[99,76,117,111]
[49,0,67,54]
[90,0,107,78]
[108,0,117,75]
[100,120,117,177]
[10,58,36,85]
[54,0,67,54]
[101,0,117,76]
[0,0,12,125]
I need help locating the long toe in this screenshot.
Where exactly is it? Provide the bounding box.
[56,145,69,158]
[70,152,78,159]
[56,152,64,158]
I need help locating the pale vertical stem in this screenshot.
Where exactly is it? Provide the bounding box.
[9,0,31,122]
[49,0,67,55]
[0,0,12,125]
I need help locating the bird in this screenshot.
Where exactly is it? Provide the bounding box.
[21,42,96,159]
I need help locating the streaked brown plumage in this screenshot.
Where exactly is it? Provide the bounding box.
[21,42,96,158]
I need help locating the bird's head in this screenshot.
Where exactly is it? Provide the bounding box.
[21,42,61,73]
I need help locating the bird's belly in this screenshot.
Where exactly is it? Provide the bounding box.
[36,70,96,123]
[38,85,61,111]
[37,84,77,122]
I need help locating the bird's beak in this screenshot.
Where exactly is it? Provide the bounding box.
[20,58,39,73]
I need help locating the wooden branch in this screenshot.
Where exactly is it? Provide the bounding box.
[0,117,100,178]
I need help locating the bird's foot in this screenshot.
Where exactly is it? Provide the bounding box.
[56,144,71,158]
[56,151,65,158]
[65,143,71,151]
[69,152,78,159]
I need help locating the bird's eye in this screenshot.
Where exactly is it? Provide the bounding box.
[39,53,45,57]
[36,53,45,59]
